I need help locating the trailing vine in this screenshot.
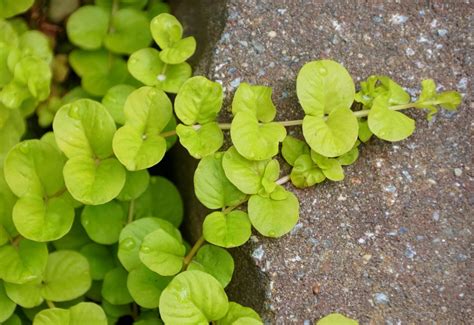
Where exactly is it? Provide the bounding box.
[0,1,462,324]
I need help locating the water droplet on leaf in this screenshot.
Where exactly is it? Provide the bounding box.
[120,238,136,250]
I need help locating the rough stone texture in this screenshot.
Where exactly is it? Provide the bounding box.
[172,0,473,323]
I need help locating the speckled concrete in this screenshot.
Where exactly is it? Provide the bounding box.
[172,0,473,323]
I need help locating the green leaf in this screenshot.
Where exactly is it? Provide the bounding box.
[4,278,43,308]
[80,243,116,280]
[415,79,462,120]
[139,228,185,276]
[248,190,299,237]
[128,47,192,93]
[355,75,410,108]
[118,217,181,271]
[159,270,229,324]
[368,96,415,142]
[316,313,358,325]
[13,195,75,241]
[281,135,310,166]
[0,240,47,284]
[63,156,126,205]
[231,112,286,160]
[53,99,117,159]
[134,176,183,227]
[33,302,107,325]
[357,119,372,143]
[176,123,224,159]
[104,9,152,54]
[41,250,91,302]
[117,169,150,201]
[159,36,196,64]
[202,210,251,248]
[66,6,110,50]
[194,153,246,209]
[297,60,355,116]
[53,216,91,251]
[175,76,223,125]
[216,302,262,325]
[302,107,358,157]
[0,281,16,323]
[102,267,133,305]
[290,154,325,188]
[127,265,171,309]
[113,86,172,170]
[102,84,136,125]
[82,58,130,96]
[260,159,280,194]
[13,56,51,101]
[232,83,276,123]
[150,13,183,49]
[69,49,109,78]
[188,245,234,288]
[222,147,269,195]
[2,314,22,325]
[320,159,344,181]
[0,0,34,19]
[337,146,359,166]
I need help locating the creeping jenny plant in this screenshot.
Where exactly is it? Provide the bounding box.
[0,1,462,324]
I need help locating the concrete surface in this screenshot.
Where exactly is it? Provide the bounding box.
[171,0,473,323]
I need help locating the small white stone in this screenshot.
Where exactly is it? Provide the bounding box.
[268,31,277,38]
[454,168,463,177]
[405,48,415,56]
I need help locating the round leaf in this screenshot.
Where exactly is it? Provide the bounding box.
[81,201,125,244]
[4,278,43,308]
[127,265,171,309]
[159,270,229,324]
[139,228,185,276]
[41,250,91,302]
[118,217,181,271]
[13,195,74,241]
[53,99,117,159]
[231,111,286,161]
[296,60,355,116]
[281,135,310,167]
[150,13,183,49]
[188,245,234,287]
[102,84,136,125]
[104,8,152,54]
[222,147,269,195]
[102,267,133,305]
[66,6,110,50]
[63,156,126,205]
[194,152,246,209]
[368,96,415,142]
[302,107,358,157]
[117,169,150,201]
[0,0,34,19]
[232,83,276,123]
[80,244,115,280]
[177,123,224,159]
[248,191,299,237]
[316,313,358,325]
[174,76,223,125]
[202,211,251,248]
[159,36,196,64]
[113,86,172,170]
[135,176,183,227]
[82,58,130,96]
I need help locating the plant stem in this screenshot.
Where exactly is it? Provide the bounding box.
[217,123,231,130]
[277,119,304,126]
[276,175,290,185]
[11,235,22,247]
[46,300,56,309]
[222,196,249,214]
[353,103,416,118]
[183,236,205,268]
[127,200,135,224]
[160,129,176,138]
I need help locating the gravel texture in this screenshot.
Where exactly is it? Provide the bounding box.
[172,0,473,323]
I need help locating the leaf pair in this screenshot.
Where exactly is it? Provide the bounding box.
[415,79,462,120]
[221,148,299,237]
[297,60,358,157]
[175,77,224,158]
[113,86,172,170]
[4,140,75,241]
[34,302,107,325]
[66,5,152,54]
[230,83,286,161]
[4,250,91,308]
[53,99,126,205]
[159,270,262,325]
[127,13,196,93]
